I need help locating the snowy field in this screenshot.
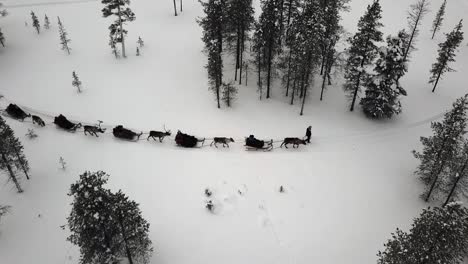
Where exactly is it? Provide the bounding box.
[0,0,468,263]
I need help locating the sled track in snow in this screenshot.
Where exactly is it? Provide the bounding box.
[4,0,97,8]
[0,96,447,151]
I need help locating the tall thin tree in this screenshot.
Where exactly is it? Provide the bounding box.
[431,0,447,39]
[402,0,430,63]
[58,17,71,55]
[102,0,136,58]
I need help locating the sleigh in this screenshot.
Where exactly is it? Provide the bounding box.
[54,114,82,131]
[113,125,143,141]
[6,104,30,121]
[245,137,273,151]
[175,130,205,148]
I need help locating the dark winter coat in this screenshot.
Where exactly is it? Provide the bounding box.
[113,125,141,140]
[6,104,29,120]
[175,131,200,148]
[245,136,265,148]
[54,114,80,130]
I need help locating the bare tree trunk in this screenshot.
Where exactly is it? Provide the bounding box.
[443,158,468,207]
[432,68,444,93]
[117,5,126,58]
[245,63,248,86]
[180,0,183,12]
[118,215,134,264]
[173,0,178,16]
[266,44,273,99]
[239,26,245,85]
[285,50,292,96]
[15,151,29,180]
[2,154,23,193]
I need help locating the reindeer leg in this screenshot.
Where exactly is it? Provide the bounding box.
[159,137,163,143]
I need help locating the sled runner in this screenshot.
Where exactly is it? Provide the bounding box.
[175,130,205,148]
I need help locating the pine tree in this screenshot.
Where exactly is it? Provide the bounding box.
[377,203,468,264]
[72,71,82,93]
[413,95,468,202]
[360,31,409,119]
[137,36,144,48]
[429,20,464,93]
[44,15,50,30]
[109,33,120,58]
[442,139,468,207]
[198,0,226,109]
[67,171,120,264]
[31,11,40,34]
[256,0,281,99]
[10,133,30,180]
[402,0,430,63]
[57,17,71,55]
[225,0,254,85]
[102,0,136,58]
[112,190,153,264]
[431,0,446,40]
[221,82,237,107]
[0,116,25,193]
[0,27,5,47]
[343,0,383,112]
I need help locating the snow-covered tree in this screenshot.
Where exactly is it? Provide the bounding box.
[429,20,464,93]
[431,0,446,40]
[31,11,40,34]
[442,139,468,206]
[225,0,254,85]
[221,82,237,107]
[343,0,383,112]
[360,31,409,119]
[255,0,281,99]
[402,0,430,63]
[377,203,468,264]
[198,0,226,109]
[0,116,26,193]
[112,190,153,264]
[58,17,71,55]
[0,27,5,47]
[137,36,144,48]
[44,15,50,30]
[72,71,82,93]
[102,0,135,58]
[67,171,120,264]
[413,95,468,202]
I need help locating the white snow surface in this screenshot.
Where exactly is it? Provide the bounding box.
[0,0,468,263]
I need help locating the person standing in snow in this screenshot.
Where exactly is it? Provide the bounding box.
[305,126,312,143]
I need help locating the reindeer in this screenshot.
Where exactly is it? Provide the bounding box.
[84,121,106,137]
[280,138,307,148]
[147,126,171,142]
[31,115,45,127]
[210,137,235,148]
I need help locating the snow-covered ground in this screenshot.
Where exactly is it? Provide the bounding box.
[0,0,467,263]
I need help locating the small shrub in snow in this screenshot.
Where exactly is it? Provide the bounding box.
[25,129,38,139]
[279,186,284,193]
[30,11,40,34]
[206,200,214,212]
[204,188,212,197]
[137,36,144,48]
[0,205,10,222]
[44,15,50,30]
[59,157,67,170]
[72,71,82,93]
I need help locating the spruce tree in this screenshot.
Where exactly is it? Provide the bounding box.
[0,27,5,47]
[198,0,226,109]
[429,20,464,93]
[256,0,281,99]
[0,116,25,193]
[225,0,254,85]
[72,71,82,93]
[102,0,135,58]
[44,15,50,30]
[431,0,446,40]
[413,95,468,202]
[58,17,71,55]
[402,0,430,63]
[377,203,468,264]
[112,190,153,264]
[67,171,121,264]
[343,0,383,112]
[221,82,237,107]
[31,11,40,34]
[442,139,468,207]
[360,31,408,119]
